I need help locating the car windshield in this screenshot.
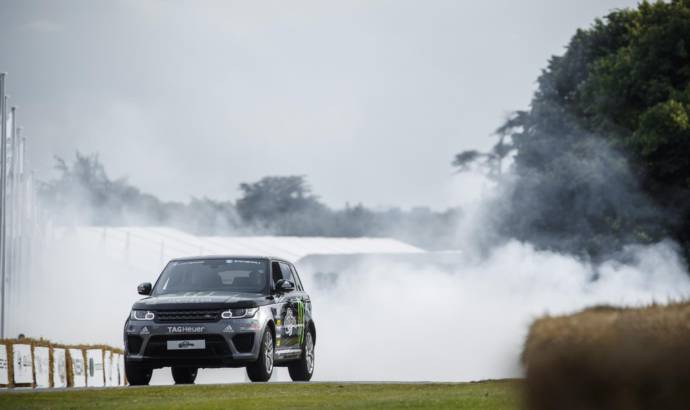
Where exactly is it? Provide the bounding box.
[152,258,269,295]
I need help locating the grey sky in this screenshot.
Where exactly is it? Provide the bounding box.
[0,0,638,209]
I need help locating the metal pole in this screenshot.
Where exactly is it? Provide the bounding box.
[18,131,26,315]
[5,107,14,326]
[0,73,7,339]
[13,126,22,309]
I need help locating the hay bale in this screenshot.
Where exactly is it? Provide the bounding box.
[0,337,51,388]
[0,337,122,389]
[66,347,86,387]
[0,342,8,387]
[523,302,690,410]
[61,343,124,388]
[51,347,68,388]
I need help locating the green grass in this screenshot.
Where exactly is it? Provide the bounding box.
[0,380,520,409]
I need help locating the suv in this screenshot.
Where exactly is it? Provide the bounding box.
[123,256,315,385]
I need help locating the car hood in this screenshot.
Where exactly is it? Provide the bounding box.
[132,291,272,310]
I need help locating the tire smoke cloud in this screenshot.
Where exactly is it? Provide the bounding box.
[11,170,690,383]
[305,239,690,381]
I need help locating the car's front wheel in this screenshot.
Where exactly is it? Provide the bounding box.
[288,328,314,381]
[246,328,274,382]
[171,367,197,384]
[125,361,152,386]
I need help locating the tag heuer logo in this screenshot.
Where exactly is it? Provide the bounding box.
[168,326,205,333]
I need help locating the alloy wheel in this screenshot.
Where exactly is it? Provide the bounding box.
[264,332,274,373]
[305,332,314,374]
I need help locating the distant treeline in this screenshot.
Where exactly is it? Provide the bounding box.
[455,0,690,263]
[38,153,461,250]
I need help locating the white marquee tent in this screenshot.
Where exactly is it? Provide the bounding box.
[51,226,425,274]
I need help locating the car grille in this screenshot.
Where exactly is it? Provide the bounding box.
[154,309,221,323]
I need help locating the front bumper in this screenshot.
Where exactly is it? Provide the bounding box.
[124,318,264,368]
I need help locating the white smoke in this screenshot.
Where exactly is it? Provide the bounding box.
[9,171,690,383]
[305,239,690,381]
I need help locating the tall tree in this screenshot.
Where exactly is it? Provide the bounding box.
[236,176,330,234]
[455,0,690,261]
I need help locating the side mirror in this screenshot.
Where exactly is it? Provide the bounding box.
[137,282,152,295]
[276,279,295,293]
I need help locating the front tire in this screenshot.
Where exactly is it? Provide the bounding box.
[288,328,314,381]
[171,367,197,384]
[125,361,152,386]
[246,328,274,382]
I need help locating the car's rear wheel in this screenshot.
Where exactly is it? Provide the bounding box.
[125,361,152,386]
[288,328,314,381]
[246,328,274,382]
[171,367,197,384]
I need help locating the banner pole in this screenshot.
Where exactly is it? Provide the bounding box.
[6,107,14,322]
[15,127,24,306]
[0,73,7,339]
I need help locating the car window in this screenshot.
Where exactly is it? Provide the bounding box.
[154,258,268,295]
[271,262,283,287]
[290,264,304,291]
[279,262,295,284]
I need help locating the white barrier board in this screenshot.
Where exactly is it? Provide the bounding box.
[12,344,33,384]
[53,348,67,388]
[33,347,50,388]
[0,344,8,385]
[116,353,125,386]
[86,349,104,387]
[69,349,86,387]
[104,351,114,387]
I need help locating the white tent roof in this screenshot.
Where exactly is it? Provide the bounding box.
[56,226,424,270]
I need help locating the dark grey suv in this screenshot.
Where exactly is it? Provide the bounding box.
[123,256,315,385]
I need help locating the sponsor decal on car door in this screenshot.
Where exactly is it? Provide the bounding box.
[279,299,305,348]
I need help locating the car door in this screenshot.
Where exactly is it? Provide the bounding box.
[271,261,296,351]
[276,261,304,351]
[289,263,311,328]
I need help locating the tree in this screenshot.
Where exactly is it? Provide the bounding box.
[236,176,330,234]
[39,152,240,230]
[454,0,690,262]
[40,152,154,224]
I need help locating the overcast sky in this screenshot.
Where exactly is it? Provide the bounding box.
[0,0,638,209]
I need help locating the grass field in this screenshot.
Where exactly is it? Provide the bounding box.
[0,380,520,409]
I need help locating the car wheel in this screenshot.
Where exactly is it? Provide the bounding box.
[125,361,152,386]
[171,367,198,384]
[288,328,314,381]
[246,328,274,382]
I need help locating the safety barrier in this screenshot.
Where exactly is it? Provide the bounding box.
[0,337,125,388]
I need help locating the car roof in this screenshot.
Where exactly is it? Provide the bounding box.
[169,255,290,263]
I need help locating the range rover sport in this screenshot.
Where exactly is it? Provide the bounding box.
[123,256,315,384]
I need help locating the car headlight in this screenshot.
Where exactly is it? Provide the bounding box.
[130,310,155,321]
[221,307,258,319]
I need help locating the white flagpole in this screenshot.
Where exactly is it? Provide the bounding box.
[0,73,7,339]
[5,106,14,326]
[15,127,24,302]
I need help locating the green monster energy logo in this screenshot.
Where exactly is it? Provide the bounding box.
[297,300,305,345]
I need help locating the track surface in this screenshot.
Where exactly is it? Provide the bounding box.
[0,380,520,409]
